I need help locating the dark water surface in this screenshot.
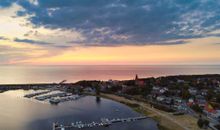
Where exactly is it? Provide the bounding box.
[0,65,220,84]
[0,90,158,130]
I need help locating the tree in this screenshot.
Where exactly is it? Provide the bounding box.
[95,86,100,95]
[206,89,215,101]
[197,118,209,128]
[191,104,203,113]
[141,85,153,96]
[216,94,220,103]
[197,118,203,128]
[181,89,190,99]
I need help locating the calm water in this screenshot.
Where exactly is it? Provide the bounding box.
[0,65,220,84]
[0,90,158,130]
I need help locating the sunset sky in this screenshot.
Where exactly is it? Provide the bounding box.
[0,0,220,65]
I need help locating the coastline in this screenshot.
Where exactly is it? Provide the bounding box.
[1,74,220,130]
[99,93,202,130]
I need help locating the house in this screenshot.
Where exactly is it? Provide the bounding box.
[135,74,145,86]
[165,97,173,105]
[188,98,195,106]
[204,103,215,112]
[174,97,182,104]
[177,79,185,83]
[159,87,168,94]
[210,110,220,119]
[174,104,186,111]
[195,95,206,107]
[152,86,160,91]
[201,89,208,96]
[197,99,207,107]
[156,96,166,102]
[188,88,198,95]
[204,104,220,120]
[107,79,120,86]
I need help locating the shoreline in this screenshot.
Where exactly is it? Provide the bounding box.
[0,74,219,86]
[99,93,202,130]
[1,74,220,130]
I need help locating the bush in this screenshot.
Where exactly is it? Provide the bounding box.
[150,102,175,112]
[197,118,209,128]
[191,104,203,113]
[197,119,203,128]
[215,124,220,130]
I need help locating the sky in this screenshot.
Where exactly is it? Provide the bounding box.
[0,0,220,65]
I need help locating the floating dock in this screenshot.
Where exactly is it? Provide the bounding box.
[49,95,84,104]
[24,90,52,98]
[35,92,69,101]
[53,116,148,130]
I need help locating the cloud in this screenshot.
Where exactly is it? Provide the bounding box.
[14,38,72,48]
[2,0,220,46]
[14,38,52,45]
[0,40,65,64]
[23,30,39,37]
[0,44,35,64]
[0,0,17,8]
[68,39,187,47]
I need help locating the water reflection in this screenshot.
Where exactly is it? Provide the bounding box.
[96,97,101,104]
[0,90,158,130]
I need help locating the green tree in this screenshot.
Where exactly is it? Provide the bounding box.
[181,89,190,99]
[197,118,209,128]
[95,86,100,95]
[191,104,203,113]
[216,94,220,103]
[206,89,215,101]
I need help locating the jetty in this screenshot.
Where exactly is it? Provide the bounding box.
[35,92,70,101]
[24,90,52,98]
[49,95,84,104]
[53,116,148,130]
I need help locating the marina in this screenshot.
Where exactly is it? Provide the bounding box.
[24,89,84,104]
[53,116,148,130]
[0,90,159,130]
[34,92,70,101]
[24,90,52,98]
[49,95,85,104]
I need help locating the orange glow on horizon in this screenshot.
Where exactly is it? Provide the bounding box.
[21,37,220,65]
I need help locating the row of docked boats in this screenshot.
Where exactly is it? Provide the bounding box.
[53,116,148,130]
[34,92,69,101]
[24,90,84,105]
[24,90,51,98]
[49,95,84,104]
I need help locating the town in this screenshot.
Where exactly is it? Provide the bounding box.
[67,74,220,130]
[0,74,220,130]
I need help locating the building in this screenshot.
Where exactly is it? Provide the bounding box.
[135,74,145,86]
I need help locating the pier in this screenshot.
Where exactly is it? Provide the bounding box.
[35,92,69,101]
[24,90,52,98]
[53,116,148,130]
[49,95,85,104]
[24,89,85,104]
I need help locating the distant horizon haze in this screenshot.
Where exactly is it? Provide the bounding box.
[0,65,219,84]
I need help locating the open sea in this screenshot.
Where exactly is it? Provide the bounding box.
[0,65,220,84]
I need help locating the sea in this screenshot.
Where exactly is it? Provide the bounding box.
[0,65,220,84]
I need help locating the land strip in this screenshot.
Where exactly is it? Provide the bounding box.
[100,93,203,130]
